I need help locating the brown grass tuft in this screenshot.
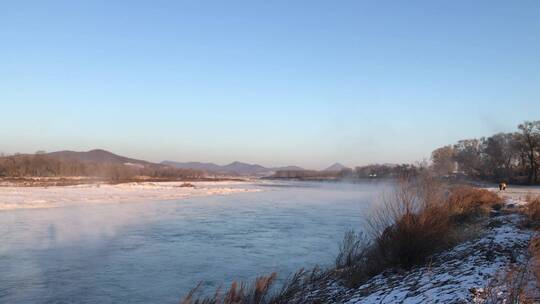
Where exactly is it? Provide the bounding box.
[480,234,540,304]
[446,186,503,223]
[482,265,534,304]
[529,235,540,288]
[180,273,277,304]
[337,176,503,287]
[524,195,540,226]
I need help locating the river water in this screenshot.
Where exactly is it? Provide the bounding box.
[0,181,391,303]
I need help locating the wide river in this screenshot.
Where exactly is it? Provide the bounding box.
[0,181,391,303]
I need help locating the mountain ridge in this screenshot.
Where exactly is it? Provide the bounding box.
[324,162,349,171]
[14,149,310,176]
[45,149,152,165]
[162,160,304,176]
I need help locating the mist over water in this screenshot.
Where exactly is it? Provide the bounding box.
[0,181,392,303]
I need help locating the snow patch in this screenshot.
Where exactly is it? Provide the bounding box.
[0,181,262,211]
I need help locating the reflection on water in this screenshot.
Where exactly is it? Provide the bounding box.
[0,181,391,304]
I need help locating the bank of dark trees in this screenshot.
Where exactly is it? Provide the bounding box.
[271,169,342,179]
[272,164,419,180]
[0,153,204,181]
[431,120,540,184]
[353,164,418,179]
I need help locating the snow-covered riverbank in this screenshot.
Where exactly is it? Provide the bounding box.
[286,198,540,303]
[0,181,262,211]
[497,185,540,202]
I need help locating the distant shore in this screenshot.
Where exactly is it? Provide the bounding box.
[0,180,262,211]
[0,176,250,187]
[489,184,540,202]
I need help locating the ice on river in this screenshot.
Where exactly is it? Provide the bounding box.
[0,181,260,210]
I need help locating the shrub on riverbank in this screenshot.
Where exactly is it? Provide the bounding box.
[523,195,540,227]
[337,177,502,287]
[447,186,503,222]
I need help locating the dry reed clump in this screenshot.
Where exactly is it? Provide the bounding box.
[180,268,330,304]
[337,175,453,286]
[524,195,540,226]
[181,273,277,304]
[446,186,503,223]
[529,235,540,288]
[373,203,453,268]
[336,176,503,287]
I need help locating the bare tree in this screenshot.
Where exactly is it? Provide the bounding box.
[431,145,455,176]
[483,133,518,181]
[517,121,540,184]
[453,139,484,178]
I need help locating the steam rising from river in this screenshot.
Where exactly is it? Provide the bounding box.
[0,181,392,303]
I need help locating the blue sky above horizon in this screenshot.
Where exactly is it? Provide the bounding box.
[1,1,539,169]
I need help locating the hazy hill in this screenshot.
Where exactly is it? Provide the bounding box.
[46,149,152,166]
[221,161,269,175]
[324,163,349,171]
[161,161,223,172]
[162,160,305,176]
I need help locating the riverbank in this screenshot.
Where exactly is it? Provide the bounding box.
[285,204,539,303]
[291,188,540,303]
[494,185,540,202]
[0,181,262,211]
[181,184,540,304]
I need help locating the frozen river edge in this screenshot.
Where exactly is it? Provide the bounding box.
[0,181,262,211]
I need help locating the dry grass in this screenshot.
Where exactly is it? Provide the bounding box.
[180,273,278,304]
[524,195,540,227]
[181,176,505,301]
[337,175,503,287]
[482,265,534,304]
[271,267,331,303]
[180,268,331,304]
[335,230,369,269]
[446,186,503,223]
[529,235,540,289]
[479,235,540,304]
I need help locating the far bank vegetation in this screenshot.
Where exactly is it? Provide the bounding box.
[431,120,540,185]
[0,153,204,182]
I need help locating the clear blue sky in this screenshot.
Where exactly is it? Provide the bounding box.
[1,1,539,169]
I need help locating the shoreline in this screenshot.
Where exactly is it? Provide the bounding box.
[0,180,263,211]
[178,184,540,303]
[0,176,251,187]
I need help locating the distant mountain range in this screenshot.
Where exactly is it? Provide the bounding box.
[21,149,352,177]
[161,160,304,176]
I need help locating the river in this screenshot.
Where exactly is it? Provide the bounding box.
[0,180,391,303]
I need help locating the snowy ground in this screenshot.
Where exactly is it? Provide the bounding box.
[288,203,538,303]
[497,185,540,204]
[0,181,262,211]
[342,214,535,304]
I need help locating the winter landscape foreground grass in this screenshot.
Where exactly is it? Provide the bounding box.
[181,177,540,304]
